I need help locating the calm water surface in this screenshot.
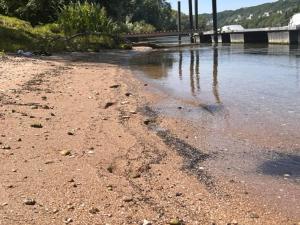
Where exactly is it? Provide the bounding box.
[130,44,300,218]
[131,44,300,145]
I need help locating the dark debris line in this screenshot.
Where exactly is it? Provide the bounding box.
[140,105,216,190]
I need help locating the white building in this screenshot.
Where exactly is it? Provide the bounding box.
[221,25,244,33]
[289,13,300,29]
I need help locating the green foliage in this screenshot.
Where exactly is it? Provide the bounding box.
[125,20,156,33]
[0,13,128,52]
[0,0,68,25]
[58,1,119,36]
[0,49,5,56]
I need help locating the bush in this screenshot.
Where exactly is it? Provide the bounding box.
[125,20,156,33]
[58,1,119,36]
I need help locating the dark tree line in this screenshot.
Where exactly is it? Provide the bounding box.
[0,0,175,30]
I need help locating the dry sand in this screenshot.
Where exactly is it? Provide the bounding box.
[0,52,298,225]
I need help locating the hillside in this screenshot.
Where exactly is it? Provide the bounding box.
[207,0,300,29]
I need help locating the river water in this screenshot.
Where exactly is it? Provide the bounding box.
[130,43,300,219]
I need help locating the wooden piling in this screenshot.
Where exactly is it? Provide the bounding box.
[212,0,218,44]
[188,0,194,43]
[195,0,198,30]
[178,1,182,43]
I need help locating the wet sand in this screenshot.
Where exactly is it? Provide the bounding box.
[0,51,298,225]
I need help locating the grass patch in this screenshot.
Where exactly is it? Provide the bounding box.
[0,14,131,53]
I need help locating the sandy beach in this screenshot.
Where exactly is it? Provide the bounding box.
[0,50,298,225]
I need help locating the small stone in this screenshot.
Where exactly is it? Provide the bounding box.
[2,145,11,150]
[1,202,8,207]
[109,84,120,89]
[104,102,115,109]
[17,138,22,142]
[31,105,38,109]
[143,118,152,125]
[41,96,47,100]
[142,219,152,225]
[123,196,133,203]
[64,218,73,224]
[125,92,132,97]
[89,207,100,214]
[24,198,36,205]
[107,185,113,191]
[50,113,55,116]
[53,209,59,214]
[283,174,291,177]
[31,123,43,128]
[60,150,71,156]
[175,192,182,197]
[169,218,181,225]
[107,165,113,173]
[250,212,259,219]
[67,131,74,136]
[131,172,141,179]
[229,220,238,225]
[121,101,129,105]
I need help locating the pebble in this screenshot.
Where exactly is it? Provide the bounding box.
[104,102,115,109]
[60,150,71,156]
[24,198,36,205]
[107,165,113,173]
[283,173,291,177]
[249,212,259,219]
[121,101,129,105]
[1,145,11,150]
[64,218,73,224]
[143,118,152,125]
[142,219,152,225]
[53,209,59,214]
[89,207,100,214]
[110,84,120,89]
[169,218,181,225]
[228,220,238,225]
[31,123,43,128]
[123,196,133,203]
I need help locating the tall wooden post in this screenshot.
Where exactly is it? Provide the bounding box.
[177,1,182,43]
[188,0,194,43]
[195,0,198,30]
[212,0,218,44]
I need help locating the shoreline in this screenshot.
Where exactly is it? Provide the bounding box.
[0,52,298,224]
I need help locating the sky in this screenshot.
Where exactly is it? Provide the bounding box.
[166,0,278,14]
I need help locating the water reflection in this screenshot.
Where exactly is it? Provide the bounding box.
[179,51,183,80]
[132,47,223,103]
[190,50,195,95]
[195,50,200,91]
[212,47,221,104]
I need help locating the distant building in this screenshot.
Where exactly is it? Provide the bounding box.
[221,25,244,33]
[289,13,300,29]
